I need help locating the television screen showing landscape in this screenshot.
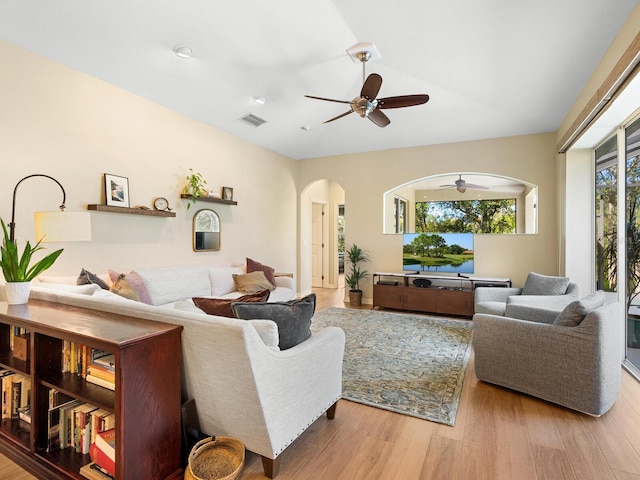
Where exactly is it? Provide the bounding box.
[402,233,474,274]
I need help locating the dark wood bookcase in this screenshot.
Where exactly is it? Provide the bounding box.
[0,300,183,480]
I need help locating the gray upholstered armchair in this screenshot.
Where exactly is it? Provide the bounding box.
[473,295,621,416]
[475,272,580,321]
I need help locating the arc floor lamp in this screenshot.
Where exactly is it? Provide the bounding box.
[9,174,91,243]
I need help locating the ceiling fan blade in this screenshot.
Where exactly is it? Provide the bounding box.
[378,94,430,109]
[305,95,351,104]
[464,183,490,190]
[368,109,390,128]
[361,73,382,100]
[323,110,354,124]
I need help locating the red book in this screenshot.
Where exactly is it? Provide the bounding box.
[95,428,115,462]
[89,443,115,477]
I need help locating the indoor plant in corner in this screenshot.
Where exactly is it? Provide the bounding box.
[344,243,370,307]
[0,219,63,305]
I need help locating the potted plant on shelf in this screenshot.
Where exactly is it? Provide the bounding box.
[183,169,208,210]
[0,219,63,305]
[344,243,370,307]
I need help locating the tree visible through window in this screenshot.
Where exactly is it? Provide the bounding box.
[415,199,516,233]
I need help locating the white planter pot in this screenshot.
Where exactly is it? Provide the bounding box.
[5,282,31,305]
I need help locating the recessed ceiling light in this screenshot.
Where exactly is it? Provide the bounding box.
[173,45,193,59]
[252,96,267,105]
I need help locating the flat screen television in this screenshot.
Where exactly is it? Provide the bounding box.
[403,232,474,274]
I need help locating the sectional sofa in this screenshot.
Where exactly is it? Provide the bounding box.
[27,262,346,478]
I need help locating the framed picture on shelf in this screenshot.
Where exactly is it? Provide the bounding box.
[222,186,234,201]
[104,173,130,208]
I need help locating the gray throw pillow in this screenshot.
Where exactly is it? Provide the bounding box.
[554,291,605,327]
[521,272,570,295]
[77,268,109,290]
[231,294,316,350]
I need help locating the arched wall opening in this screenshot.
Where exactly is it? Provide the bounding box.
[299,179,345,296]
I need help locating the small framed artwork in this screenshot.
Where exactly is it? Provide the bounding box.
[222,186,234,201]
[104,173,130,208]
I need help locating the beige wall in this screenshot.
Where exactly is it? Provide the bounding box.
[0,40,298,278]
[298,133,559,302]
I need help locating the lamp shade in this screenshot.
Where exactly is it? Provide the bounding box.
[34,211,92,242]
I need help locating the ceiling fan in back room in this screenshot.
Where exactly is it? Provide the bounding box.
[440,175,490,193]
[305,43,430,128]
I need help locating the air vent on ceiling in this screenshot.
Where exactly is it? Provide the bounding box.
[240,113,267,127]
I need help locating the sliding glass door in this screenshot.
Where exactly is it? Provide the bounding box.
[626,118,640,370]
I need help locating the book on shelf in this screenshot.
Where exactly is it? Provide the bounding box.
[92,351,115,370]
[92,428,117,477]
[47,398,82,452]
[17,405,30,424]
[11,377,21,417]
[89,409,112,444]
[86,374,115,391]
[86,364,115,383]
[49,389,74,410]
[74,403,98,454]
[1,371,14,419]
[95,428,116,463]
[80,461,115,480]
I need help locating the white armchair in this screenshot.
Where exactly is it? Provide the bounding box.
[179,315,345,478]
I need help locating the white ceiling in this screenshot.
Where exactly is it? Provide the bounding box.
[0,0,637,160]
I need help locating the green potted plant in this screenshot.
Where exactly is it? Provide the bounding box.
[344,243,370,307]
[183,169,208,210]
[0,219,63,304]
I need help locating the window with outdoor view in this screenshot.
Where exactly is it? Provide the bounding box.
[595,135,618,293]
[415,199,516,233]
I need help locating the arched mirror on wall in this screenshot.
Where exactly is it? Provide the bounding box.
[383,173,538,234]
[193,209,220,251]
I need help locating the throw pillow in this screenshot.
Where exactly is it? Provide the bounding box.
[110,274,140,302]
[246,257,277,287]
[231,293,316,350]
[554,291,605,327]
[77,268,109,290]
[233,271,276,294]
[521,272,570,296]
[108,270,152,304]
[193,289,271,318]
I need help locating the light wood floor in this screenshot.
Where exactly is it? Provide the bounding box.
[4,286,640,479]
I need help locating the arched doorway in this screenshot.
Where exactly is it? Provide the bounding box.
[299,179,345,295]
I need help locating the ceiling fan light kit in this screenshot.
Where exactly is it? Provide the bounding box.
[305,42,429,128]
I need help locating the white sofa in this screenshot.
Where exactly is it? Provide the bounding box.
[28,263,346,478]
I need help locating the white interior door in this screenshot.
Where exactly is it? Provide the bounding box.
[311,202,324,287]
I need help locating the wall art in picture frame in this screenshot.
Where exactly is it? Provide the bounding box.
[104,173,130,208]
[222,186,234,201]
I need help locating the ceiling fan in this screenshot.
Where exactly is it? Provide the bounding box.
[305,49,429,128]
[440,175,490,193]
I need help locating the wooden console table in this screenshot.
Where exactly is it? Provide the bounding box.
[373,272,511,318]
[0,300,183,480]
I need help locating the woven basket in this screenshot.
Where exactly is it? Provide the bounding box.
[185,437,245,480]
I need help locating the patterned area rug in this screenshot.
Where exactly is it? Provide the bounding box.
[311,307,472,426]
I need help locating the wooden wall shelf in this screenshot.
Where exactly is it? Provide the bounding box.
[87,204,176,217]
[180,194,238,206]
